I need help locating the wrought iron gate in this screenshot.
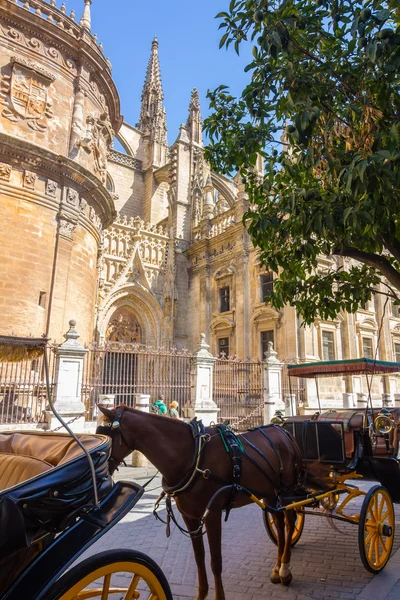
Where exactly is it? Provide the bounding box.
[213,357,264,431]
[0,347,56,424]
[82,344,194,418]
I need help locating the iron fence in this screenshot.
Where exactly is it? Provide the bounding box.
[82,343,195,418]
[213,357,264,431]
[0,347,56,425]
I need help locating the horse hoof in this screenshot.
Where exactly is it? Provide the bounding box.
[280,573,293,586]
[270,573,281,584]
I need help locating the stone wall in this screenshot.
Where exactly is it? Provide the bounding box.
[0,0,121,344]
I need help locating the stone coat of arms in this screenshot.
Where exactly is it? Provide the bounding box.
[0,57,55,132]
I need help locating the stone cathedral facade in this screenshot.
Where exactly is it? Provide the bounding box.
[1,1,400,407]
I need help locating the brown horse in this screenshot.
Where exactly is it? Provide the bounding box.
[98,406,310,600]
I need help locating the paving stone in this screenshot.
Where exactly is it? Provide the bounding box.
[70,468,400,600]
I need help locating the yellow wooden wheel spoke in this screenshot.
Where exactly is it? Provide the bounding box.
[125,574,140,600]
[373,494,379,521]
[59,560,168,600]
[75,589,127,599]
[364,530,374,547]
[101,574,111,600]
[367,534,376,562]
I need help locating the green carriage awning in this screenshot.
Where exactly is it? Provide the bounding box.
[287,358,400,378]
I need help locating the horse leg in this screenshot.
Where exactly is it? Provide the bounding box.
[270,511,285,584]
[205,510,225,600]
[279,509,296,586]
[182,515,209,600]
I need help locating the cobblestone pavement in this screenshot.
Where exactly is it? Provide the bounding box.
[78,466,400,600]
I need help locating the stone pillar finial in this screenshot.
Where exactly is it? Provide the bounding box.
[264,341,279,362]
[80,0,92,31]
[62,319,81,347]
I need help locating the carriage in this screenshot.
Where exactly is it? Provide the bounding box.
[0,335,172,600]
[263,358,400,574]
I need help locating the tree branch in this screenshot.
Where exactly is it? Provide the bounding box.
[333,247,400,292]
[382,236,400,264]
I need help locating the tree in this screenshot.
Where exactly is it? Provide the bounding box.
[204,0,400,325]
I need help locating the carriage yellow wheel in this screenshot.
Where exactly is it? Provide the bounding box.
[263,509,305,547]
[50,550,172,600]
[358,486,395,574]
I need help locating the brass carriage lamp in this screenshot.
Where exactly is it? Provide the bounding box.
[374,408,396,435]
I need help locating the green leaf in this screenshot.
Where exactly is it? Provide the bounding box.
[219,33,229,48]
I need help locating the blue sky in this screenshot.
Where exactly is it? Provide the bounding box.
[66,0,251,143]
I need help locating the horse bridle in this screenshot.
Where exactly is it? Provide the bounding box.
[96,406,130,471]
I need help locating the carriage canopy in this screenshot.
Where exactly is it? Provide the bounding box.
[287,358,400,379]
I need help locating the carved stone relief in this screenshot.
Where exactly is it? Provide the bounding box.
[58,214,77,241]
[0,163,12,181]
[23,170,37,189]
[0,24,77,74]
[46,179,57,196]
[78,112,113,184]
[0,57,54,132]
[106,308,142,343]
[67,188,79,207]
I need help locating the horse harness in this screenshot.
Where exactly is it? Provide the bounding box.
[154,420,303,537]
[97,409,303,538]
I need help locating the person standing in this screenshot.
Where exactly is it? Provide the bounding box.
[168,401,180,419]
[151,394,167,415]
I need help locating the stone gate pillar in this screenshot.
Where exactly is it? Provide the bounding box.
[342,393,354,409]
[131,393,151,468]
[193,334,219,426]
[357,392,368,410]
[47,320,87,432]
[263,342,284,424]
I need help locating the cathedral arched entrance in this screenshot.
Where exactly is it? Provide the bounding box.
[98,286,164,347]
[96,287,164,405]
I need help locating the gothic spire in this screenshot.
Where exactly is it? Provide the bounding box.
[137,37,168,146]
[80,0,92,31]
[187,88,203,145]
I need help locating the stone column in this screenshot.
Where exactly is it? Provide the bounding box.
[263,342,284,424]
[382,393,393,408]
[46,320,87,433]
[131,393,151,468]
[285,394,297,418]
[193,334,219,427]
[394,393,400,409]
[342,393,354,409]
[357,392,368,410]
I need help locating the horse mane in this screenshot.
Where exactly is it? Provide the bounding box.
[107,403,189,428]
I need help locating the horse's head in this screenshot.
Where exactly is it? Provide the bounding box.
[96,405,133,474]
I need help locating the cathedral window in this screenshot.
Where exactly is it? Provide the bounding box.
[38,291,47,309]
[260,273,274,302]
[218,337,230,358]
[362,337,374,360]
[219,287,230,313]
[322,330,335,361]
[261,330,274,360]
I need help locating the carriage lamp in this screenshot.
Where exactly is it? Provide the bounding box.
[374,408,396,435]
